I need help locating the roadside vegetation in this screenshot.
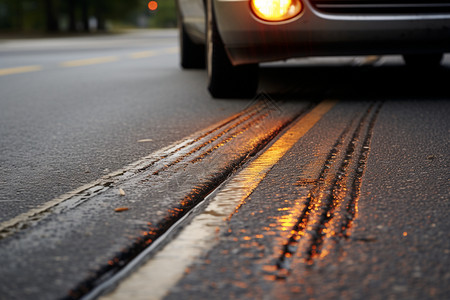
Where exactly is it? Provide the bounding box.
[0,0,177,34]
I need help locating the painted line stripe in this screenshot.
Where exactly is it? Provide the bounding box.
[130,50,158,59]
[132,47,178,57]
[163,47,179,54]
[101,99,338,300]
[0,65,42,76]
[60,56,119,67]
[0,47,178,76]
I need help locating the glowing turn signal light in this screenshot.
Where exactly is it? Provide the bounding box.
[251,0,302,21]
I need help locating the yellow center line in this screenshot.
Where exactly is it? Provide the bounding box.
[1,48,179,75]
[226,99,339,216]
[0,65,42,76]
[163,47,179,54]
[101,99,338,300]
[130,47,179,59]
[130,50,158,59]
[60,56,119,67]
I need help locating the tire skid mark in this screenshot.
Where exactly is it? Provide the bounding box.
[0,100,266,240]
[338,102,383,238]
[67,103,313,299]
[144,90,303,178]
[271,108,362,277]
[270,101,383,279]
[137,103,311,242]
[305,102,380,261]
[188,110,273,164]
[89,100,336,300]
[142,101,267,177]
[149,104,276,176]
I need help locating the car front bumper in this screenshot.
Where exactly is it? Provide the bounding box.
[214,0,450,65]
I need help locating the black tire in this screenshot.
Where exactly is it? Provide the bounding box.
[403,53,443,67]
[179,18,205,69]
[206,0,258,98]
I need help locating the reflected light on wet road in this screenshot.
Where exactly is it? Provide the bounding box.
[101,100,337,300]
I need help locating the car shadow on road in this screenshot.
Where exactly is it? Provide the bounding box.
[258,58,450,101]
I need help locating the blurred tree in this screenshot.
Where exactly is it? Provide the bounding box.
[81,0,89,32]
[0,0,177,33]
[67,0,76,32]
[93,0,106,31]
[43,0,59,32]
[148,0,176,28]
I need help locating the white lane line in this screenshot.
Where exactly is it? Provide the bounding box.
[101,100,338,300]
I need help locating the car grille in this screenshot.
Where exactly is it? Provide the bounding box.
[309,0,450,14]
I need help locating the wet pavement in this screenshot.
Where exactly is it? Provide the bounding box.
[0,98,310,299]
[161,100,449,300]
[1,30,449,299]
[0,30,249,224]
[103,64,450,299]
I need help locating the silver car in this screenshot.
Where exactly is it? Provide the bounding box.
[177,0,450,98]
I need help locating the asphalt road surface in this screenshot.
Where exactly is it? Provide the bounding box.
[0,30,449,300]
[0,30,250,223]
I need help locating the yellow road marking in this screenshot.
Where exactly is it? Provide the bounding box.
[60,56,119,67]
[130,51,158,59]
[1,47,178,75]
[163,47,179,54]
[131,47,178,59]
[101,100,338,300]
[0,65,42,76]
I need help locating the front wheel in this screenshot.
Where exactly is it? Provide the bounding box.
[206,0,258,98]
[179,17,205,69]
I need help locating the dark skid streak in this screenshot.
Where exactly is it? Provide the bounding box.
[0,99,312,300]
[271,101,383,279]
[163,100,385,300]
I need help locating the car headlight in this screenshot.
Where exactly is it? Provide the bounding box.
[250,0,303,22]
